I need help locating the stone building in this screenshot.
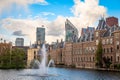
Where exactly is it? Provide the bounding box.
[50,16,120,69]
[27,48,39,68]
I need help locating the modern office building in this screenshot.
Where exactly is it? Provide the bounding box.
[65,19,78,43]
[36,26,45,45]
[15,38,24,46]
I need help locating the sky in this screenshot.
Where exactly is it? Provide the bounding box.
[0,0,120,46]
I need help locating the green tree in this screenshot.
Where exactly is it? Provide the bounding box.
[103,57,112,68]
[95,40,103,68]
[0,49,11,69]
[0,48,26,69]
[11,48,26,69]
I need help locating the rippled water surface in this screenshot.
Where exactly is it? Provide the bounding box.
[0,68,120,80]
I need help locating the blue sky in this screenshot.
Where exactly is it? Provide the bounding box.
[0,0,120,20]
[0,0,120,45]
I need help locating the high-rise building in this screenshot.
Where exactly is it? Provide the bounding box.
[15,38,24,46]
[65,19,78,42]
[36,26,45,45]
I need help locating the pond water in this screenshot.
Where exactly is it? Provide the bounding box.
[0,67,120,80]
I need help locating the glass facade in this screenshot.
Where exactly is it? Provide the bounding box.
[36,27,45,44]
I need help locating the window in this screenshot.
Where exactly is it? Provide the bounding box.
[116,41,119,50]
[115,33,119,38]
[96,32,99,37]
[102,40,105,45]
[111,47,113,52]
[93,57,94,61]
[106,39,109,44]
[90,57,91,62]
[110,38,113,44]
[117,56,119,62]
[117,45,119,50]
[111,56,113,61]
[96,40,99,45]
[116,41,119,45]
[107,48,109,53]
[34,51,36,59]
[104,48,105,53]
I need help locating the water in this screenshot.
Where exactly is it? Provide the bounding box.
[48,59,55,67]
[39,44,47,75]
[0,68,120,80]
[1,45,120,80]
[33,44,55,75]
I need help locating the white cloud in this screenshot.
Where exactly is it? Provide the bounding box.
[0,0,107,45]
[0,0,48,15]
[47,16,65,36]
[70,0,107,32]
[1,17,49,44]
[0,16,65,45]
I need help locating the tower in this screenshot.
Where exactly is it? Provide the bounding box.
[36,26,45,46]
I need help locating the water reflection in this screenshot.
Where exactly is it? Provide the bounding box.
[0,68,120,80]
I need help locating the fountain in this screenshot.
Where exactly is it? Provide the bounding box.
[39,44,47,75]
[32,44,56,76]
[19,44,69,80]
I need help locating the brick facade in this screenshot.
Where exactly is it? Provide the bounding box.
[50,17,120,69]
[106,17,118,27]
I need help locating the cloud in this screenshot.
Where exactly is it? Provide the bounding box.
[47,16,65,36]
[70,0,107,32]
[1,17,49,44]
[0,0,48,15]
[42,12,55,16]
[0,0,107,45]
[0,15,66,44]
[12,30,26,36]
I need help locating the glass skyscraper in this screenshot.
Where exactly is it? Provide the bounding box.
[65,19,78,42]
[36,26,45,45]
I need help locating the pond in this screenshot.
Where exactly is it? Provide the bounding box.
[0,67,120,80]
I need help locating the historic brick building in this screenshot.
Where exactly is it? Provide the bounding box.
[49,17,120,69]
[0,42,12,55]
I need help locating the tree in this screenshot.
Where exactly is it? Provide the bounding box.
[95,40,103,68]
[0,49,11,69]
[0,48,26,69]
[103,57,112,68]
[11,48,26,69]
